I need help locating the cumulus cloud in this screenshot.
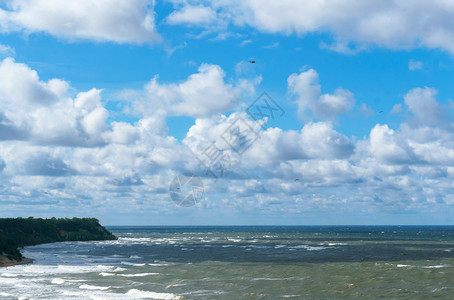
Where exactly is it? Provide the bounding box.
[166,5,217,26]
[369,124,417,164]
[0,0,159,44]
[137,63,259,118]
[288,68,355,120]
[0,58,129,146]
[166,0,454,54]
[2,58,454,218]
[0,44,14,57]
[404,87,452,128]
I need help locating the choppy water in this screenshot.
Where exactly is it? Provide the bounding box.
[1,226,454,299]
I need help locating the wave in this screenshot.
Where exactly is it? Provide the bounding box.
[121,261,146,266]
[51,278,65,284]
[100,272,159,277]
[288,245,330,251]
[121,273,159,277]
[422,264,450,269]
[79,284,112,290]
[1,273,20,277]
[126,289,183,299]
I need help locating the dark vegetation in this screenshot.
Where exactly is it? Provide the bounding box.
[0,217,116,262]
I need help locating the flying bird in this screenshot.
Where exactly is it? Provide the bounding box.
[249,60,256,64]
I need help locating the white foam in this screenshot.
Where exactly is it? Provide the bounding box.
[422,264,450,269]
[289,245,329,251]
[99,272,116,276]
[80,284,111,290]
[52,278,65,284]
[0,292,13,297]
[120,273,159,277]
[227,238,242,242]
[21,264,118,275]
[121,262,146,266]
[166,283,187,288]
[126,289,183,299]
[1,273,20,277]
[397,264,411,268]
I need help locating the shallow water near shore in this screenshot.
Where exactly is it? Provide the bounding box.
[0,226,453,299]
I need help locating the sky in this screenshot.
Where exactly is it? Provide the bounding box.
[1,0,454,225]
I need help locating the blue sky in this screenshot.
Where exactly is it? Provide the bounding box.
[1,0,454,225]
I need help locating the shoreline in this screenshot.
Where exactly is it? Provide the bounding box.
[0,255,34,268]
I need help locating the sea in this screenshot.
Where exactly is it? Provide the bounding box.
[1,226,454,299]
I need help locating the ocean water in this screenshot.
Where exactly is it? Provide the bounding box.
[1,226,454,299]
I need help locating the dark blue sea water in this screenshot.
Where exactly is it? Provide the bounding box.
[1,226,454,299]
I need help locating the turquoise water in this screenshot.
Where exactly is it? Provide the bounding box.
[0,226,453,299]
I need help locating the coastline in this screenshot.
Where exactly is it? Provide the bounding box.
[0,255,33,268]
[0,217,117,269]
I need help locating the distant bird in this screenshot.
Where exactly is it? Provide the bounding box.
[294,179,300,181]
[44,191,48,194]
[379,110,384,113]
[249,60,256,64]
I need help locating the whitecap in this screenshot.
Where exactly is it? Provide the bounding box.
[121,262,146,266]
[126,289,183,299]
[227,238,242,242]
[1,273,20,277]
[290,245,330,251]
[0,292,13,297]
[80,284,111,290]
[52,278,65,284]
[422,264,450,269]
[120,273,159,277]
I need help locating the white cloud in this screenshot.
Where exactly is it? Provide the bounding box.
[0,58,125,146]
[358,103,375,117]
[404,87,452,128]
[139,63,259,118]
[167,0,454,54]
[0,0,160,44]
[369,124,416,164]
[409,60,423,71]
[166,5,217,26]
[0,44,14,57]
[2,59,454,218]
[288,68,355,120]
[390,103,402,114]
